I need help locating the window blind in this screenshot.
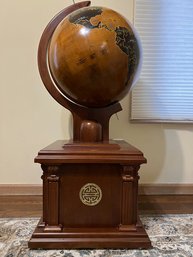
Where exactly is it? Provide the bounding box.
[131,0,193,122]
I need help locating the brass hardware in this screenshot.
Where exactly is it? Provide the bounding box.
[79,183,102,206]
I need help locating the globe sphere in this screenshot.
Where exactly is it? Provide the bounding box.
[48,6,141,108]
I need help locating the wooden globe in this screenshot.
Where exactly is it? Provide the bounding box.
[48,6,141,108]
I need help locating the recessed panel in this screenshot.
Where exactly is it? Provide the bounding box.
[59,164,121,227]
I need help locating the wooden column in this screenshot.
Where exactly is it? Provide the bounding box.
[43,166,62,232]
[119,165,140,231]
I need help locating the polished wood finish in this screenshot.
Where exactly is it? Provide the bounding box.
[28,140,151,249]
[48,7,141,108]
[44,174,62,232]
[38,0,122,142]
[1,194,193,218]
[80,120,102,142]
[35,0,150,249]
[1,183,193,196]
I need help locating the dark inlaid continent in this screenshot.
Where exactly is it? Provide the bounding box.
[115,26,133,55]
[49,6,142,107]
[115,26,140,85]
[69,7,103,29]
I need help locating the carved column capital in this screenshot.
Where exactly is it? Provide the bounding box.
[121,165,140,181]
[47,166,60,173]
[47,174,60,182]
[122,174,134,182]
[41,164,60,173]
[122,165,140,173]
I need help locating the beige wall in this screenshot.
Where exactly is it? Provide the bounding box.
[1,0,193,184]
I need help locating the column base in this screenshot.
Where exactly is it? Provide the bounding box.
[28,217,152,249]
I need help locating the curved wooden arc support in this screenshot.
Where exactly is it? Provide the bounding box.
[38,1,122,142]
[38,1,91,111]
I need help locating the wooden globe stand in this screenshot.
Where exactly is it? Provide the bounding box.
[28,1,151,249]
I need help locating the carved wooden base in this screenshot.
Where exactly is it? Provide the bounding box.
[28,140,151,249]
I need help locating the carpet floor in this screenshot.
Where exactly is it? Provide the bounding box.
[0,215,193,257]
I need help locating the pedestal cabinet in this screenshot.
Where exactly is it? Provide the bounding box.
[28,140,151,249]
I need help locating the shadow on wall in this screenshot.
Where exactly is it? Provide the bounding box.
[110,96,184,184]
[59,96,185,184]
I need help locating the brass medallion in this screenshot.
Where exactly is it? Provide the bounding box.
[79,183,102,206]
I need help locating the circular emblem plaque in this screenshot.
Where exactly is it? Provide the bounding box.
[79,183,102,206]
